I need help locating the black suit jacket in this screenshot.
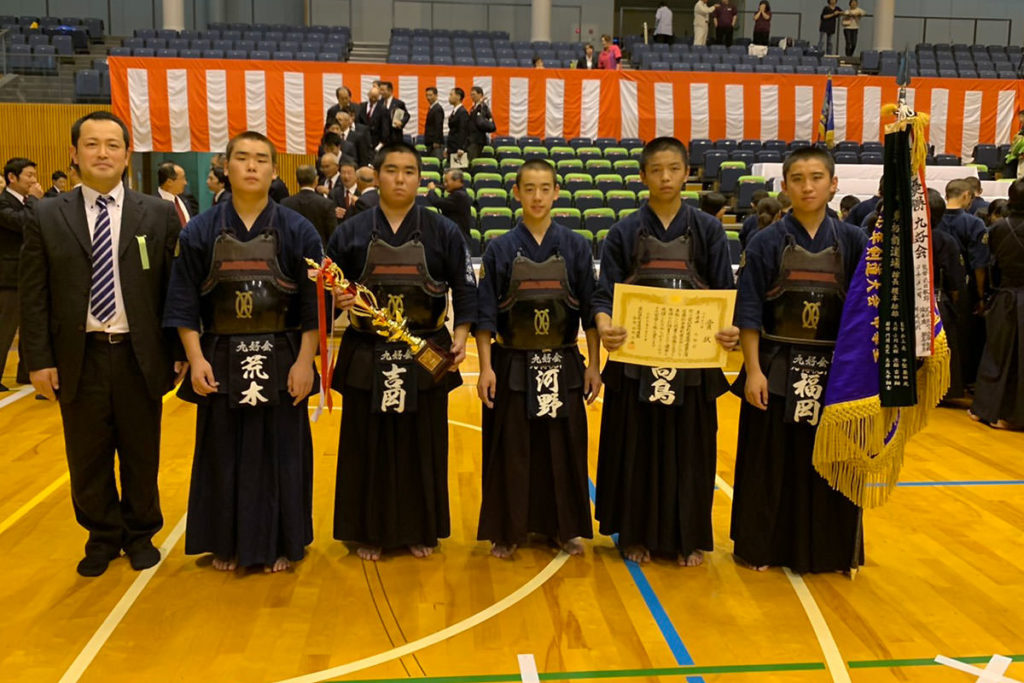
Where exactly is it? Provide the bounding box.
[19,186,181,403]
[467,102,493,147]
[324,102,355,128]
[0,189,36,288]
[357,100,389,147]
[346,188,379,220]
[427,187,473,235]
[269,178,290,203]
[447,107,470,155]
[381,97,410,145]
[180,190,200,217]
[341,125,373,167]
[575,56,598,69]
[424,102,445,148]
[44,186,61,198]
[282,189,337,245]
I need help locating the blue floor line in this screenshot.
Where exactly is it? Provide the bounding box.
[587,479,705,683]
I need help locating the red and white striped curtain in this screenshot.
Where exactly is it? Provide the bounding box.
[110,57,1024,160]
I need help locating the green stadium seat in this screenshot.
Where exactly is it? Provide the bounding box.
[595,174,623,193]
[495,145,522,160]
[556,158,584,174]
[576,146,602,163]
[583,207,616,233]
[573,189,604,212]
[473,172,503,191]
[624,174,645,194]
[606,189,637,213]
[585,158,612,174]
[603,146,629,160]
[479,207,513,231]
[470,157,498,172]
[613,159,640,174]
[554,189,572,208]
[476,187,509,209]
[563,173,593,193]
[499,158,525,174]
[421,156,441,174]
[550,146,576,163]
[552,207,582,230]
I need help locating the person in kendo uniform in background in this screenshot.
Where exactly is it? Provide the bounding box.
[925,189,968,402]
[475,159,602,559]
[164,131,323,573]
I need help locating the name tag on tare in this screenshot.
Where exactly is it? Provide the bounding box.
[136,235,150,270]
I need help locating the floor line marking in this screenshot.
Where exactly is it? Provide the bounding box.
[715,474,850,683]
[58,512,188,683]
[0,384,34,409]
[518,654,540,683]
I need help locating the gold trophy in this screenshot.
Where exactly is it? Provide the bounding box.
[306,258,455,382]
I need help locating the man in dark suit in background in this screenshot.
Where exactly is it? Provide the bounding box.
[345,166,379,219]
[466,86,494,162]
[356,83,388,148]
[282,165,338,245]
[44,170,67,198]
[424,86,445,160]
[426,169,474,237]
[269,171,290,203]
[0,157,43,390]
[379,81,410,146]
[324,85,354,129]
[207,166,227,205]
[19,111,183,577]
[337,110,372,168]
[446,87,470,167]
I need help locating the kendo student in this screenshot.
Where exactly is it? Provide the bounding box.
[731,146,868,574]
[593,137,739,567]
[939,179,990,390]
[925,189,968,402]
[164,131,323,573]
[475,159,602,559]
[970,179,1024,429]
[328,141,478,562]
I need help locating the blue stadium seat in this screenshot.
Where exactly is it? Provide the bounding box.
[75,69,101,100]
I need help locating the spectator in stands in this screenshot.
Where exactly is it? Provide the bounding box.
[379,81,409,146]
[156,161,192,227]
[576,43,597,69]
[345,166,379,219]
[598,34,621,70]
[693,0,716,47]
[281,165,337,246]
[818,0,843,55]
[426,169,474,238]
[755,196,783,230]
[338,111,372,168]
[357,83,387,148]
[0,157,42,391]
[839,194,860,222]
[533,57,545,68]
[699,191,728,221]
[447,88,470,168]
[467,86,495,162]
[841,0,865,57]
[711,0,738,47]
[324,85,354,128]
[44,170,67,198]
[752,1,772,46]
[424,86,445,160]
[965,176,989,216]
[738,189,770,248]
[206,166,227,205]
[654,2,674,45]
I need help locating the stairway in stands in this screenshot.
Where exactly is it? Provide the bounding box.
[0,36,118,103]
[347,41,387,64]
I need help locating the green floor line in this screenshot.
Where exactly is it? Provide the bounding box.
[330,654,1024,682]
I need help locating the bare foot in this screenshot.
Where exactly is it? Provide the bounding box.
[409,544,434,558]
[622,545,650,564]
[560,537,585,556]
[355,545,382,561]
[212,556,237,571]
[993,419,1017,430]
[678,550,704,567]
[264,557,291,573]
[733,553,768,572]
[491,543,517,559]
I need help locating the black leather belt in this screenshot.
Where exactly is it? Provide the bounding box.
[87,332,130,344]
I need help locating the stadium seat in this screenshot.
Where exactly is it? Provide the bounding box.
[479,208,513,231]
[585,159,612,174]
[556,159,584,174]
[718,161,747,194]
[606,190,637,213]
[470,157,499,171]
[736,176,767,208]
[473,172,503,191]
[573,189,604,212]
[552,208,582,230]
[583,208,615,234]
[594,174,623,193]
[475,188,508,209]
[563,173,593,193]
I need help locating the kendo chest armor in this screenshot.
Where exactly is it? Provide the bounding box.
[625,228,709,290]
[351,233,448,335]
[496,254,579,350]
[199,222,299,335]
[762,227,846,346]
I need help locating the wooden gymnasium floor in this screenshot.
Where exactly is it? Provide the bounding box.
[1,338,1023,683]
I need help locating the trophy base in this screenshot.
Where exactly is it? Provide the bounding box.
[414,340,455,383]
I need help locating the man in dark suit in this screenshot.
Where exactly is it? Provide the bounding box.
[356,83,388,149]
[206,166,227,205]
[446,87,470,167]
[44,170,67,198]
[379,81,410,146]
[324,85,354,129]
[426,169,474,237]
[576,43,598,69]
[269,172,290,203]
[19,111,183,577]
[337,111,372,168]
[424,86,445,160]
[282,165,338,245]
[467,86,494,162]
[345,166,379,219]
[0,157,43,390]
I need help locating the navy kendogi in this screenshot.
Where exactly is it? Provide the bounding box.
[326,204,477,552]
[164,201,323,568]
[475,221,596,549]
[593,202,734,560]
[938,208,990,387]
[731,213,867,573]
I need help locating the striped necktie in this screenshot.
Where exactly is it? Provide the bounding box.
[89,195,116,323]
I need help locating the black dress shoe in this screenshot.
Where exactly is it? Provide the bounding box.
[128,545,161,571]
[0,383,9,392]
[77,554,114,577]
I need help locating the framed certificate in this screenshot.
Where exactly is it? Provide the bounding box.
[608,284,737,369]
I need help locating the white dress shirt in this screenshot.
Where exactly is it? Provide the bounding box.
[82,182,130,333]
[157,187,191,223]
